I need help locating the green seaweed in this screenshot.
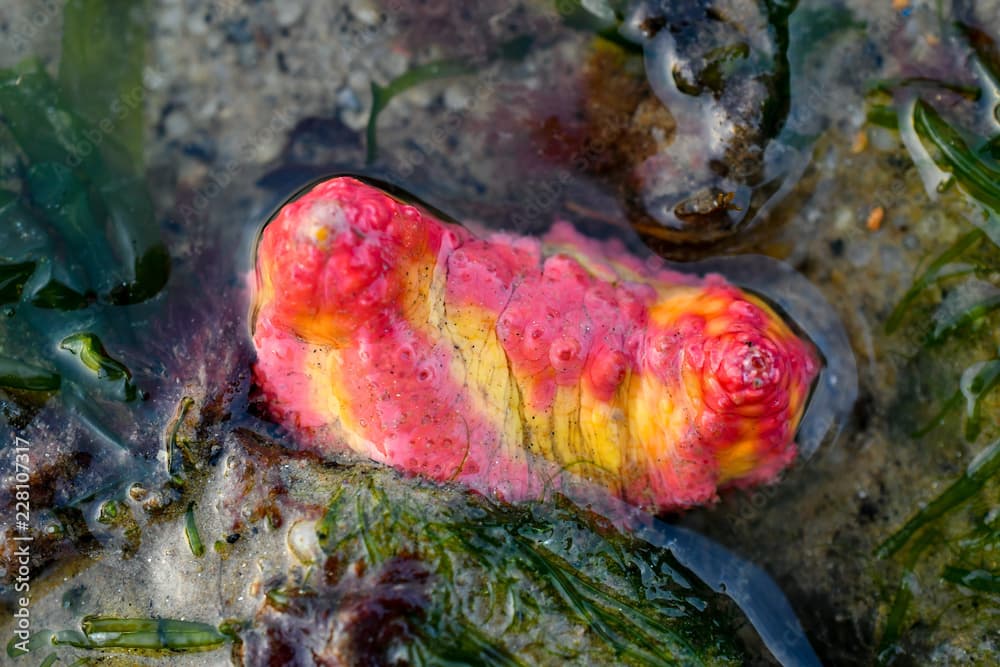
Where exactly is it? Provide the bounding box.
[885,228,985,334]
[926,282,1000,344]
[960,355,1000,441]
[97,499,122,523]
[674,43,752,96]
[184,502,205,558]
[164,396,195,475]
[52,616,226,652]
[59,0,149,173]
[866,77,982,101]
[908,371,1000,442]
[982,133,1000,160]
[0,37,168,306]
[58,0,169,306]
[941,566,1000,593]
[58,332,137,402]
[0,0,168,440]
[875,529,939,666]
[0,355,61,392]
[876,406,1000,658]
[877,438,1000,559]
[0,261,35,305]
[25,162,118,295]
[911,389,961,438]
[558,0,641,54]
[866,103,899,129]
[6,630,55,658]
[419,620,525,667]
[912,99,1000,243]
[306,466,745,666]
[0,59,102,172]
[58,399,130,454]
[1,159,89,311]
[365,35,533,164]
[366,59,475,164]
[27,275,89,310]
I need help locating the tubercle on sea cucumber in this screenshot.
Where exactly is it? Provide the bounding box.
[251,176,820,512]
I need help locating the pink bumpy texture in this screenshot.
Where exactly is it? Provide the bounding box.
[252,177,820,512]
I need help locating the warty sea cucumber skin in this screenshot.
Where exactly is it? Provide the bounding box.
[251,177,820,512]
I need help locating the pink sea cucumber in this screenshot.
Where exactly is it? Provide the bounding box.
[251,176,820,512]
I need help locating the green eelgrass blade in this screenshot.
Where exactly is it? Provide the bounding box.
[912,99,1000,245]
[926,282,1000,344]
[885,228,985,334]
[875,529,939,666]
[52,616,226,651]
[184,502,205,558]
[0,355,60,392]
[960,356,1000,441]
[877,438,1000,558]
[365,36,533,164]
[59,0,150,173]
[941,566,1000,593]
[365,59,477,164]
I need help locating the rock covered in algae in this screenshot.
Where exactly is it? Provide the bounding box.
[237,464,747,666]
[251,176,819,512]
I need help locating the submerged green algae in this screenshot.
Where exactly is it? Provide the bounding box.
[872,15,1000,661]
[0,0,168,415]
[242,464,747,666]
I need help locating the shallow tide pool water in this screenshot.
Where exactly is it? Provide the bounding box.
[1,1,999,665]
